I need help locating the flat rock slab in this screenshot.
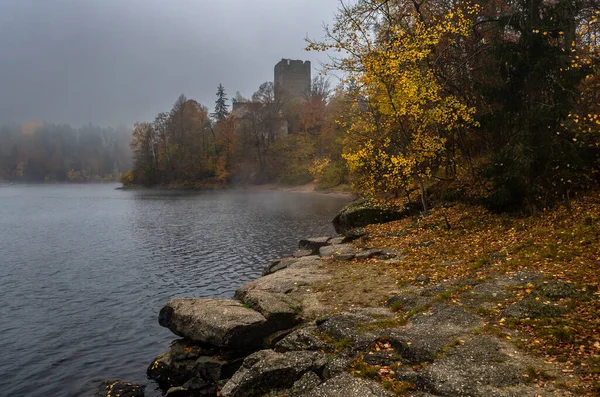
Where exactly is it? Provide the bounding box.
[319,244,358,260]
[263,256,321,276]
[502,295,570,319]
[383,304,483,364]
[159,298,268,350]
[317,308,395,352]
[417,335,554,397]
[237,263,329,298]
[220,349,329,397]
[299,373,393,397]
[462,272,542,309]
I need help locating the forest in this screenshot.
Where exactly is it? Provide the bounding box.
[0,121,132,182]
[127,0,599,211]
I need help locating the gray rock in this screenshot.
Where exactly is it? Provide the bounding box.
[158,298,268,350]
[316,309,395,352]
[462,272,543,309]
[263,258,295,276]
[321,355,354,379]
[239,289,300,331]
[275,326,332,353]
[535,280,577,299]
[355,248,386,260]
[387,293,432,313]
[395,367,418,383]
[100,381,145,397]
[238,259,328,298]
[328,237,345,245]
[332,198,415,234]
[417,335,528,397]
[262,256,322,276]
[319,244,358,261]
[182,376,218,396]
[299,373,393,397]
[290,371,322,396]
[267,256,322,276]
[294,249,315,258]
[502,295,569,319]
[299,237,331,254]
[219,350,328,397]
[383,304,483,364]
[342,227,368,241]
[147,340,243,390]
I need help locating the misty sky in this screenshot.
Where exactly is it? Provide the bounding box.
[0,0,340,127]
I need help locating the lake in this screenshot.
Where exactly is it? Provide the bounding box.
[0,184,351,397]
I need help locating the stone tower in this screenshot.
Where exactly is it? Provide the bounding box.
[274,59,311,101]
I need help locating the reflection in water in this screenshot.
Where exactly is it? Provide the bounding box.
[0,185,350,397]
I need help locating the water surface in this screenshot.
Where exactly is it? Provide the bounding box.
[0,184,350,396]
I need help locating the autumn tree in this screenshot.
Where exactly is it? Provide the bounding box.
[308,0,479,209]
[130,122,157,185]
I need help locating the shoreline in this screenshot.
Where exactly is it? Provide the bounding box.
[124,196,589,397]
[118,181,356,198]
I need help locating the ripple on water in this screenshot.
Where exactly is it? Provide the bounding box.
[0,185,350,396]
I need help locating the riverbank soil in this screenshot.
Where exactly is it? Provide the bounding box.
[148,190,600,397]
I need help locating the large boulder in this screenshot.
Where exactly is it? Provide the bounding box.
[158,298,269,350]
[219,349,329,397]
[332,199,415,235]
[299,373,393,397]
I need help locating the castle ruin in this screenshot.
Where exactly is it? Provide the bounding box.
[274,59,311,101]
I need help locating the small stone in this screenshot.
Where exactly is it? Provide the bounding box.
[299,237,331,254]
[328,236,345,245]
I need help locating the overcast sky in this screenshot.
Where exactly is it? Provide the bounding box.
[0,0,340,127]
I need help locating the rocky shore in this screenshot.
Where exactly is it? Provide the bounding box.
[102,202,586,397]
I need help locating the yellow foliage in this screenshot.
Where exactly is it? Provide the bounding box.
[310,2,479,197]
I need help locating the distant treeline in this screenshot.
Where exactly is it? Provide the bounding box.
[125,79,348,189]
[0,121,132,182]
